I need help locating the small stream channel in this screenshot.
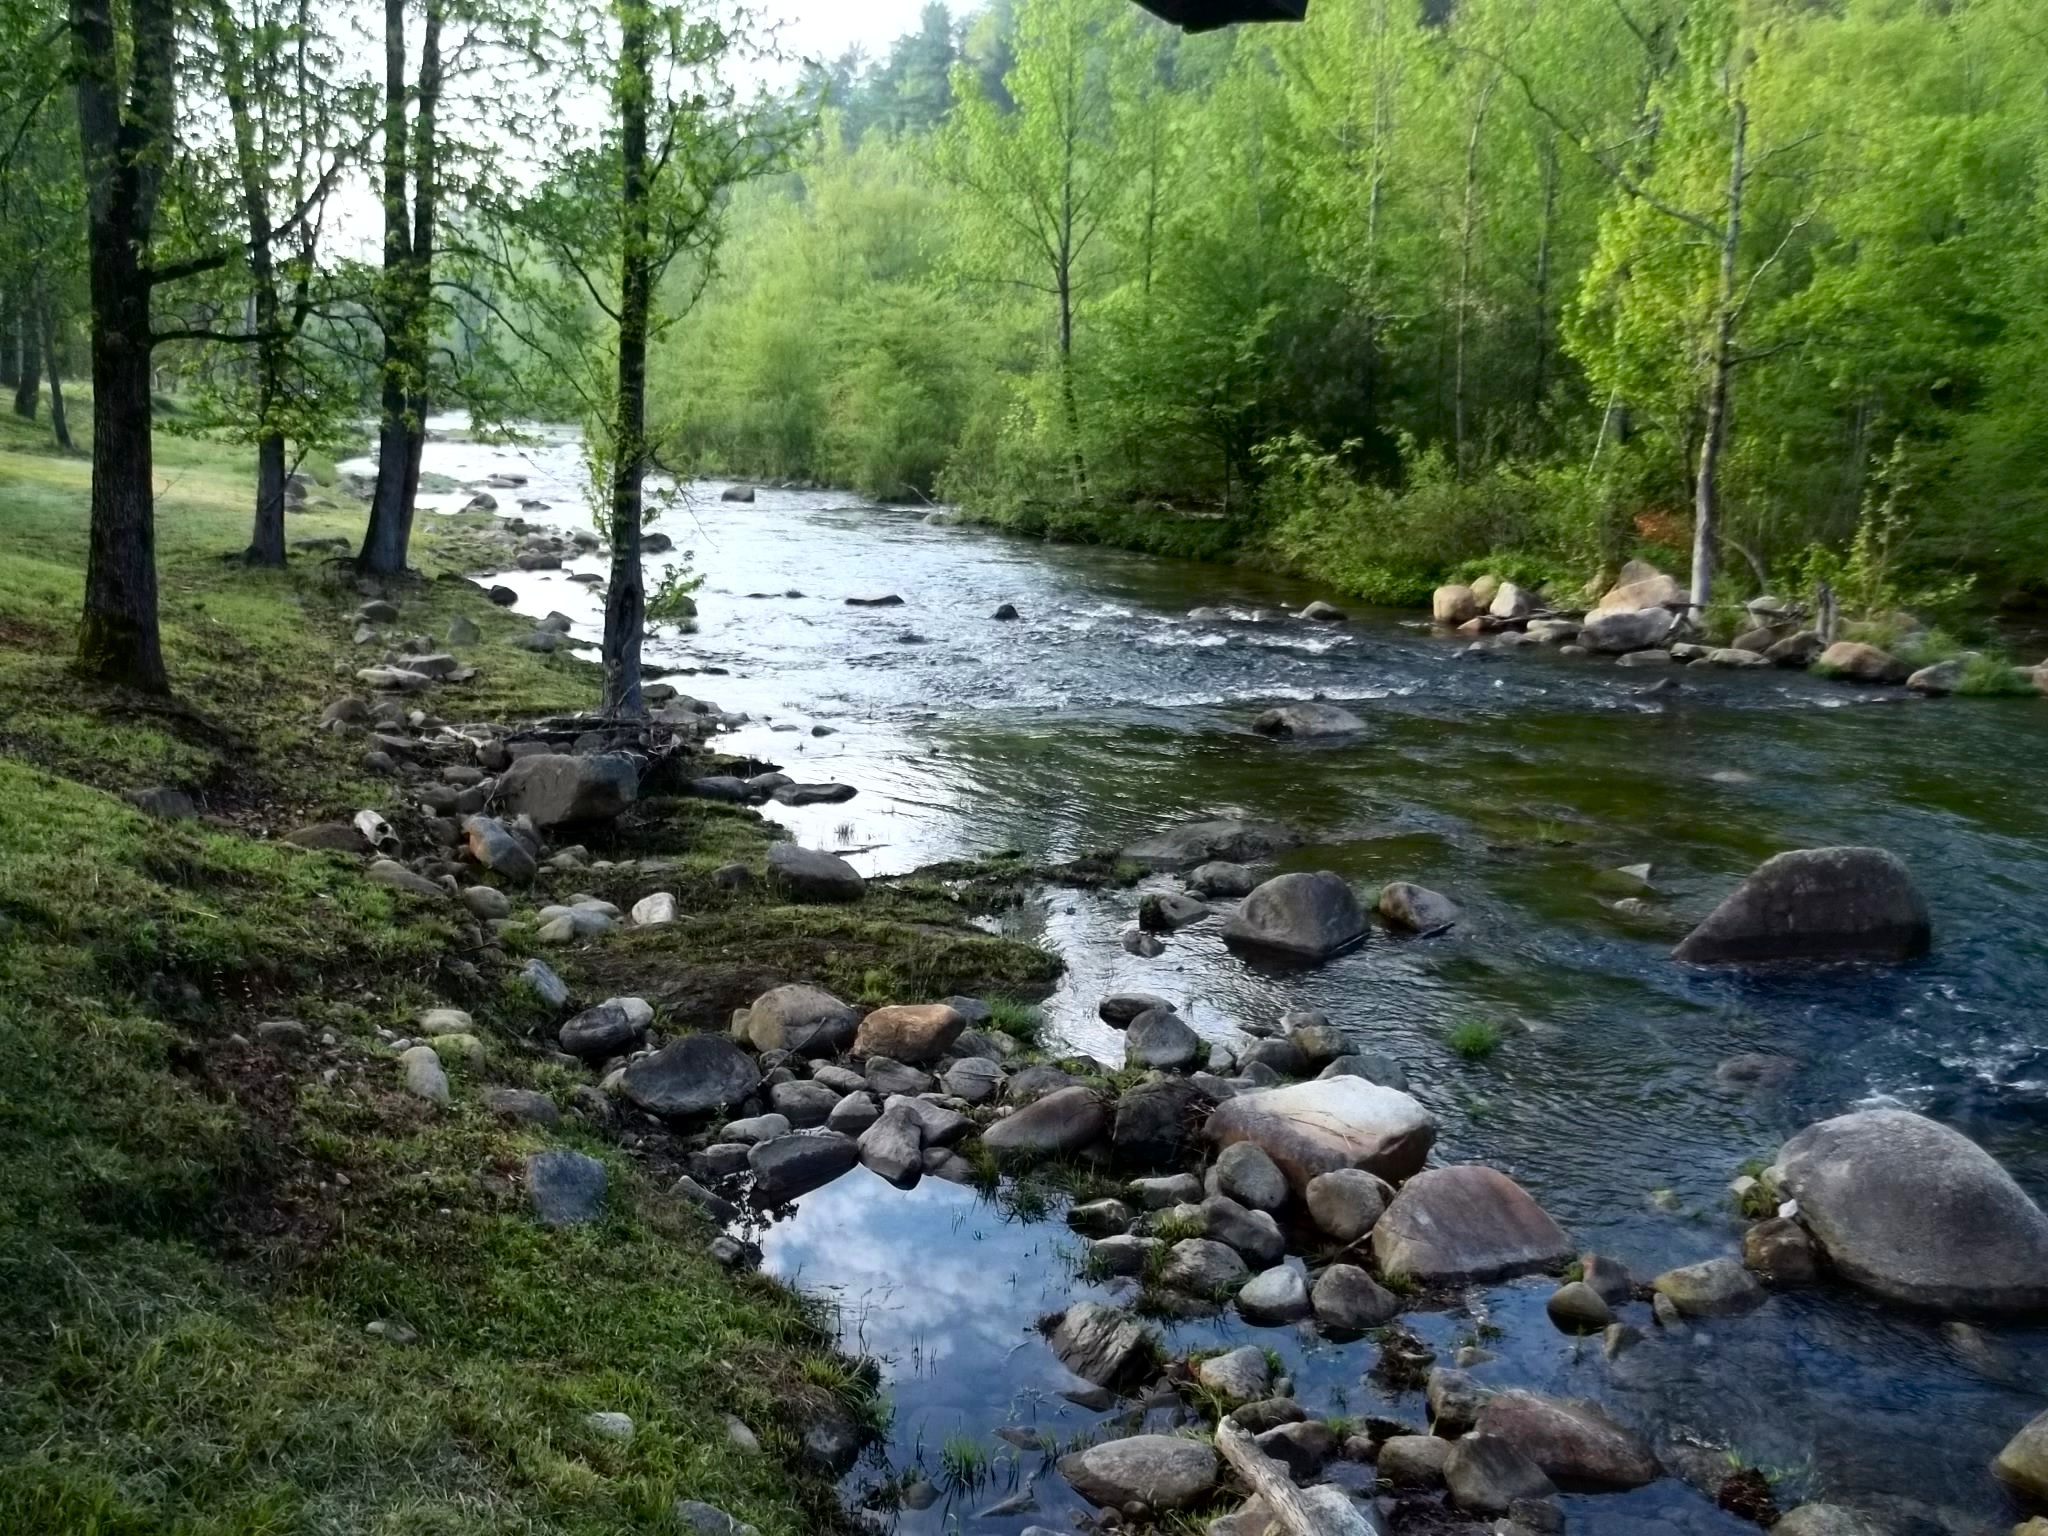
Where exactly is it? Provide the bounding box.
[343,428,2048,1536]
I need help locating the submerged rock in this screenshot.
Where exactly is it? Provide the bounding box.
[1123,818,1302,871]
[1253,702,1365,739]
[1673,847,1931,965]
[1445,1434,1556,1515]
[1207,1078,1436,1191]
[1474,1391,1659,1490]
[1377,881,1461,933]
[1221,871,1369,962]
[1771,1108,2048,1315]
[1651,1258,1765,1317]
[1372,1166,1571,1284]
[1058,1435,1219,1512]
[1048,1302,1153,1389]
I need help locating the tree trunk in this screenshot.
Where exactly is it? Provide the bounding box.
[249,433,288,565]
[13,298,41,419]
[1530,131,1558,415]
[40,292,68,450]
[1453,75,1497,473]
[72,0,173,693]
[602,0,652,719]
[0,292,17,390]
[1690,97,1746,618]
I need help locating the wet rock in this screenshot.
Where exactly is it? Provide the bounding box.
[743,984,860,1056]
[1067,1199,1135,1238]
[400,1045,449,1104]
[1445,1434,1557,1516]
[521,958,571,1010]
[1253,702,1365,739]
[1124,818,1303,871]
[825,1092,880,1136]
[1771,1108,2048,1314]
[853,1003,964,1064]
[1058,1435,1219,1512]
[1222,871,1368,962]
[1090,1234,1163,1276]
[1208,1078,1437,1191]
[1581,607,1677,654]
[1238,1265,1311,1325]
[1007,1063,1077,1103]
[1201,1195,1285,1266]
[1127,1008,1203,1072]
[1198,1345,1272,1401]
[494,753,637,827]
[1236,1038,1309,1078]
[1122,927,1165,957]
[1139,891,1211,934]
[1374,1166,1571,1284]
[1773,1505,1892,1536]
[1131,1173,1204,1209]
[1819,641,1911,684]
[1379,1435,1453,1487]
[1189,861,1257,898]
[1475,1391,1659,1490]
[1377,882,1461,934]
[768,1080,841,1129]
[1434,585,1480,626]
[1049,1302,1153,1389]
[1766,630,1826,668]
[766,843,865,903]
[1318,1052,1409,1091]
[1674,847,1931,965]
[749,1131,859,1202]
[1305,1168,1391,1242]
[1255,1420,1337,1481]
[621,1035,761,1122]
[1427,1369,1489,1435]
[1743,1217,1819,1284]
[527,1149,607,1227]
[983,1085,1108,1158]
[1311,1264,1399,1331]
[1213,1143,1289,1212]
[857,1102,925,1186]
[1577,1252,1633,1306]
[1652,1257,1766,1317]
[1995,1410,2048,1503]
[1100,992,1175,1027]
[1300,600,1348,622]
[1546,1281,1612,1334]
[559,1003,644,1060]
[1161,1238,1251,1296]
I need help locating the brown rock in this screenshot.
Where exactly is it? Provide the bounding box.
[853,1003,965,1064]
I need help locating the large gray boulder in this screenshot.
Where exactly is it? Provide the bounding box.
[1253,702,1365,739]
[1444,1434,1555,1516]
[1123,818,1302,871]
[621,1035,762,1122]
[1058,1435,1219,1512]
[1222,872,1368,962]
[1048,1302,1153,1389]
[1474,1391,1660,1490]
[495,753,638,827]
[1111,1076,1208,1166]
[767,843,865,903]
[748,1131,859,1202]
[1674,847,1931,965]
[1126,1008,1202,1072]
[1372,1166,1571,1284]
[1581,607,1676,655]
[742,985,859,1056]
[1207,1077,1436,1191]
[982,1086,1108,1158]
[1770,1109,2048,1315]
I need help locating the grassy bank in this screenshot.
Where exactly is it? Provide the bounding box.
[0,410,1057,1534]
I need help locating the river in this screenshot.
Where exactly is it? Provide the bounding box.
[357,428,2048,1536]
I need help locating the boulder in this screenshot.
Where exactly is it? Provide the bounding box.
[1819,641,1911,684]
[1445,1434,1556,1516]
[1213,1143,1288,1212]
[1673,847,1931,965]
[853,1003,964,1064]
[982,1086,1108,1158]
[1470,574,1502,606]
[461,814,533,879]
[1006,1064,1077,1102]
[766,843,865,903]
[856,1102,925,1186]
[769,1080,842,1129]
[1123,818,1302,871]
[1112,1077,1209,1166]
[720,484,756,503]
[1207,1078,1437,1191]
[1160,1238,1250,1296]
[1428,1369,1491,1435]
[1058,1435,1219,1512]
[1766,630,1826,668]
[940,1057,1005,1104]
[621,1036,762,1122]
[1771,1109,2048,1314]
[399,1045,448,1104]
[1200,1195,1286,1266]
[1253,702,1365,739]
[631,891,677,925]
[1310,1263,1399,1331]
[1581,608,1676,655]
[748,1131,860,1202]
[1372,1166,1571,1284]
[1651,1258,1765,1317]
[1379,1436,1454,1488]
[1490,582,1535,621]
[1048,1302,1153,1389]
[864,1057,931,1097]
[1189,861,1257,898]
[1995,1409,2048,1504]
[1221,872,1368,962]
[827,1093,880,1136]
[1594,572,1685,613]
[1139,891,1210,931]
[1474,1391,1659,1490]
[1433,585,1480,626]
[558,1003,644,1060]
[1319,1053,1408,1090]
[1126,1008,1202,1072]
[1377,882,1461,933]
[1237,1265,1312,1325]
[527,1149,607,1227]
[1546,1281,1612,1334]
[744,985,859,1056]
[1198,1345,1272,1401]
[1305,1168,1391,1242]
[494,753,637,827]
[1101,992,1175,1027]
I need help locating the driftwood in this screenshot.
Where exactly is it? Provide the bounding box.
[1214,1419,1380,1536]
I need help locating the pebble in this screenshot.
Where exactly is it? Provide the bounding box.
[586,1411,635,1441]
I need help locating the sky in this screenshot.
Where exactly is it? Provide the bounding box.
[765,0,945,64]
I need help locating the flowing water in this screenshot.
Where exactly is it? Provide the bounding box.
[358,429,2048,1535]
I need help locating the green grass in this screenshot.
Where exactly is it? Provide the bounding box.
[1955,653,2040,696]
[1446,1020,1505,1060]
[985,996,1045,1045]
[938,1433,990,1490]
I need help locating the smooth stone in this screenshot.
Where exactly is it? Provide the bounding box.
[1201,1195,1285,1265]
[631,891,677,925]
[1089,1234,1163,1276]
[744,984,860,1056]
[1319,1052,1410,1091]
[527,1149,607,1227]
[1379,1435,1454,1487]
[1373,1165,1572,1284]
[1474,1390,1660,1490]
[1059,1435,1219,1512]
[856,1103,925,1187]
[941,1057,1005,1103]
[1207,1078,1437,1191]
[1444,1434,1557,1516]
[1048,1302,1153,1389]
[1995,1410,2048,1504]
[399,1045,449,1104]
[1311,1263,1400,1331]
[1100,992,1174,1027]
[1190,861,1258,898]
[766,842,865,903]
[768,1080,842,1129]
[1067,1198,1136,1238]
[1131,1173,1205,1210]
[720,1113,792,1145]
[558,1003,643,1060]
[1126,1008,1203,1072]
[1197,1345,1272,1401]
[1161,1238,1251,1296]
[621,1036,761,1122]
[1428,1369,1491,1435]
[495,752,637,827]
[1651,1257,1767,1317]
[826,1092,881,1136]
[854,1003,965,1064]
[865,1057,933,1097]
[1305,1168,1391,1242]
[1221,871,1369,962]
[1546,1281,1613,1334]
[982,1086,1108,1158]
[1673,847,1931,965]
[1237,1265,1312,1325]
[1213,1142,1289,1212]
[1140,890,1211,931]
[748,1132,860,1202]
[1377,881,1462,933]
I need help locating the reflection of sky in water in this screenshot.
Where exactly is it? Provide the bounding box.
[372,428,2048,1535]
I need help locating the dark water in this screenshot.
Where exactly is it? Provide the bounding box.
[400,439,2048,1535]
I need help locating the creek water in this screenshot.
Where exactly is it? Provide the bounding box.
[364,429,2048,1535]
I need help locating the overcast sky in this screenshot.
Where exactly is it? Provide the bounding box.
[765,0,947,64]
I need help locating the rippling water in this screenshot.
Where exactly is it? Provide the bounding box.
[364,430,2048,1536]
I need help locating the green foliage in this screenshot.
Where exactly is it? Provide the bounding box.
[1446,1020,1505,1061]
